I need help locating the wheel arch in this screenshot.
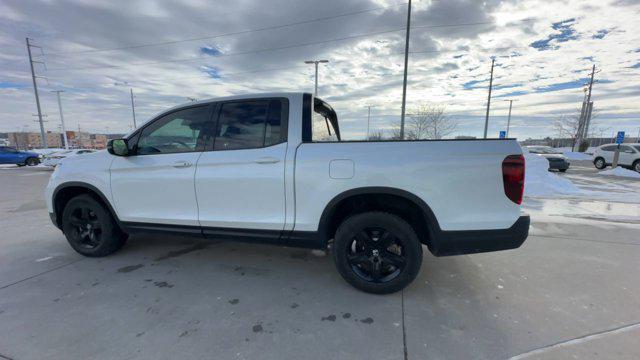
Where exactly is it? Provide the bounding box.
[317,187,441,249]
[52,182,120,229]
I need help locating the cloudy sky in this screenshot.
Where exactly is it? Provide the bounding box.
[1,0,639,140]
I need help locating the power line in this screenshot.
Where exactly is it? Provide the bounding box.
[45,2,409,56]
[47,19,519,72]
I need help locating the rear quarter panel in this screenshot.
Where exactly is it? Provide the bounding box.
[294,140,523,232]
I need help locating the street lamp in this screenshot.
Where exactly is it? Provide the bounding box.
[51,90,70,149]
[503,99,518,137]
[304,59,329,96]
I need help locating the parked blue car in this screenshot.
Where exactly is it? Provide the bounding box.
[0,146,40,166]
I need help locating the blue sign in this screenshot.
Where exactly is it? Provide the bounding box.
[616,131,625,144]
[499,131,507,139]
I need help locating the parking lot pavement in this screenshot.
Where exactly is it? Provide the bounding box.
[1,167,639,360]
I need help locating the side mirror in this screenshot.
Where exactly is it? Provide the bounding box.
[107,139,129,156]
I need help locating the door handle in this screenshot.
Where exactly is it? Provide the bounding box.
[254,157,280,164]
[173,161,192,168]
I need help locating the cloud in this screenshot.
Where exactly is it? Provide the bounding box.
[530,18,579,50]
[0,0,638,140]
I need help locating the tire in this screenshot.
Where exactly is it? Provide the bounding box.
[559,169,567,173]
[61,194,127,257]
[633,160,640,173]
[332,211,423,294]
[594,157,606,170]
[25,157,39,166]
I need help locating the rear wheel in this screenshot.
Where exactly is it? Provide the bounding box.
[25,157,39,166]
[61,194,127,257]
[332,211,423,294]
[594,157,606,169]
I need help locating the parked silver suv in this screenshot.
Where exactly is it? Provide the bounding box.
[593,143,640,172]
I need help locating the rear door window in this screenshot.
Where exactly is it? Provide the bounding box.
[213,99,287,151]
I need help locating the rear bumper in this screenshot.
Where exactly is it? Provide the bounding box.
[429,215,530,256]
[547,159,570,170]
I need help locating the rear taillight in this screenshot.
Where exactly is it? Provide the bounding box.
[502,154,525,205]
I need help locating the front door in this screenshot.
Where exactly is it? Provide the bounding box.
[195,98,288,231]
[110,105,213,226]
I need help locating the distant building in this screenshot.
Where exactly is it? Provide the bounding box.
[6,131,110,150]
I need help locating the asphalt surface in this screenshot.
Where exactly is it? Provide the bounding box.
[0,166,639,360]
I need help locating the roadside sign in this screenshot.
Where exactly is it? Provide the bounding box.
[499,131,507,139]
[616,131,625,144]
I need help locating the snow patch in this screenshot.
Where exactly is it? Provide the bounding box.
[524,151,583,197]
[598,167,640,178]
[562,151,592,161]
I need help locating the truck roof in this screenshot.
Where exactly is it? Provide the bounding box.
[178,92,305,109]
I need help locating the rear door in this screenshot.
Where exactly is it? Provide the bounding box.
[195,98,288,231]
[0,147,21,164]
[619,145,636,165]
[0,147,11,164]
[600,145,616,163]
[110,104,213,226]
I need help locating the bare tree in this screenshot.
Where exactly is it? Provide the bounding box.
[367,130,385,141]
[407,104,457,140]
[554,107,601,150]
[389,124,403,140]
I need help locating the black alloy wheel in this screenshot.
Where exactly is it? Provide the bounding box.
[333,212,423,294]
[67,206,103,250]
[61,194,127,257]
[346,227,407,283]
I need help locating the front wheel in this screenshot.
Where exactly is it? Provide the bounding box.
[25,157,39,166]
[61,194,127,257]
[559,169,567,173]
[633,160,640,173]
[332,212,423,294]
[594,157,606,170]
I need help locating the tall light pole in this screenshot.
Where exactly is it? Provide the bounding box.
[483,57,495,139]
[399,0,412,140]
[504,99,517,137]
[51,90,70,149]
[130,88,137,128]
[304,60,329,96]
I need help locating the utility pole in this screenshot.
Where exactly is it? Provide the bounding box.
[26,38,47,148]
[504,99,517,137]
[130,88,137,128]
[483,57,495,139]
[51,90,69,149]
[399,0,412,140]
[581,65,596,141]
[304,60,329,96]
[366,105,374,139]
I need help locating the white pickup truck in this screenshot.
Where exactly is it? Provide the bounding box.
[46,92,529,294]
